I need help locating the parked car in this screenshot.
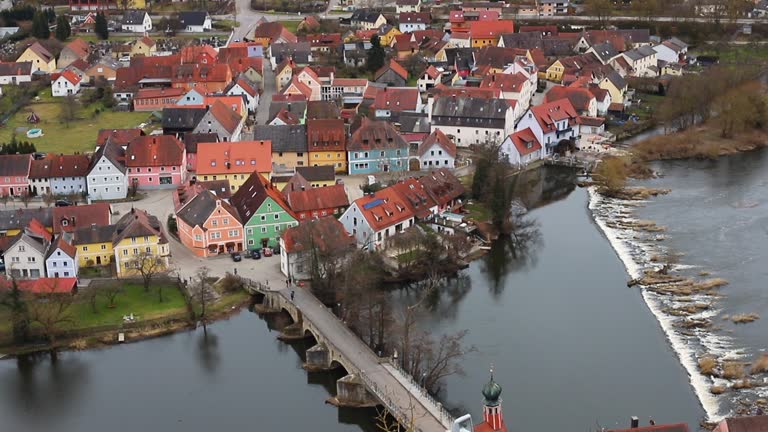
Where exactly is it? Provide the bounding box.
[231,252,242,262]
[262,247,273,257]
[250,249,261,259]
[55,200,72,207]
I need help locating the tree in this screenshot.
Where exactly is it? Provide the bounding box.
[20,192,33,208]
[194,267,214,327]
[128,250,167,295]
[0,278,30,344]
[55,15,71,41]
[27,279,75,358]
[367,35,386,73]
[103,283,123,308]
[31,10,51,39]
[584,0,613,27]
[0,193,8,209]
[95,12,109,40]
[594,156,628,196]
[713,81,767,138]
[60,95,79,127]
[43,193,56,207]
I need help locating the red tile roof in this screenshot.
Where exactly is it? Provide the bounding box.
[27,217,53,242]
[469,20,515,39]
[417,168,464,207]
[47,234,77,259]
[53,203,112,233]
[196,140,272,175]
[418,129,456,157]
[64,38,90,59]
[507,128,542,156]
[390,178,437,219]
[398,12,432,24]
[126,135,185,167]
[285,183,349,213]
[97,128,144,146]
[375,59,408,81]
[253,21,298,43]
[479,72,528,93]
[301,32,342,48]
[134,87,186,100]
[208,100,244,134]
[530,98,579,132]
[372,87,420,112]
[429,84,501,99]
[282,75,313,99]
[607,423,689,432]
[180,45,218,64]
[353,187,415,232]
[59,69,81,85]
[307,119,346,152]
[29,154,90,180]
[281,216,354,254]
[0,277,78,294]
[545,86,596,112]
[423,65,440,79]
[273,108,301,125]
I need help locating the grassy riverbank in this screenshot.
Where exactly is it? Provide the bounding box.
[632,125,768,161]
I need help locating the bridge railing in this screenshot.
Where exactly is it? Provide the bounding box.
[388,361,455,428]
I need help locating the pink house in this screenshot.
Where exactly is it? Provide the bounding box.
[175,189,243,257]
[0,154,32,196]
[125,135,187,189]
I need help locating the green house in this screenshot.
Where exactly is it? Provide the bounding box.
[231,172,298,249]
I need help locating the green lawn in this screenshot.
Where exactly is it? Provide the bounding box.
[465,202,491,222]
[213,19,240,31]
[279,20,300,33]
[71,283,187,328]
[691,44,768,64]
[0,89,151,154]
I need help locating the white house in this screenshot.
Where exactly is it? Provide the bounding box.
[618,45,658,77]
[279,216,355,279]
[398,12,430,33]
[501,128,543,166]
[339,188,416,250]
[515,98,581,156]
[179,11,212,32]
[4,233,47,279]
[479,72,534,112]
[121,10,152,33]
[653,37,688,64]
[87,140,128,201]
[395,0,421,13]
[0,61,32,85]
[52,70,81,97]
[417,65,442,92]
[350,10,387,30]
[176,88,205,106]
[226,76,261,113]
[428,95,516,147]
[45,236,78,278]
[417,129,456,169]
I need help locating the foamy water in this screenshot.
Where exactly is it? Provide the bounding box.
[587,187,726,422]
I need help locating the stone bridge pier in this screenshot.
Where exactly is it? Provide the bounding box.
[254,290,378,407]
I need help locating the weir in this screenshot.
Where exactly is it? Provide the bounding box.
[245,280,453,432]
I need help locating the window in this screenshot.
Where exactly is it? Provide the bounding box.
[82,246,88,252]
[210,232,221,239]
[144,236,148,242]
[274,214,279,220]
[195,234,202,241]
[146,247,151,253]
[247,228,253,235]
[228,230,239,237]
[18,245,25,252]
[260,227,267,233]
[212,219,218,226]
[101,245,106,250]
[123,249,128,255]
[133,248,138,255]
[28,257,35,263]
[260,215,266,222]
[11,257,19,263]
[223,218,229,224]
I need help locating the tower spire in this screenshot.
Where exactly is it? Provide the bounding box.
[479,366,507,432]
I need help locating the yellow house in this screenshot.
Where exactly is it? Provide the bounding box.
[72,225,115,268]
[545,60,565,82]
[272,149,309,169]
[127,0,146,8]
[196,141,273,192]
[599,73,628,104]
[131,36,157,57]
[17,42,56,74]
[307,119,347,174]
[379,26,402,47]
[112,209,170,277]
[274,59,295,91]
[296,166,336,188]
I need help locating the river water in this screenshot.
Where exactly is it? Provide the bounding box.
[8,156,764,431]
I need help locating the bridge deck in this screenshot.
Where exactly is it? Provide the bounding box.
[268,284,450,432]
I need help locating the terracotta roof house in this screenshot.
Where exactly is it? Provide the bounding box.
[296,15,321,33]
[607,421,688,432]
[28,154,90,197]
[469,20,515,47]
[279,216,355,279]
[398,12,431,32]
[230,172,297,248]
[418,168,464,211]
[52,203,111,234]
[125,135,187,189]
[192,101,245,142]
[347,118,409,175]
[285,183,349,221]
[171,63,232,94]
[195,140,272,191]
[374,59,409,87]
[546,85,597,116]
[306,100,341,120]
[16,41,56,74]
[58,38,90,68]
[97,128,144,147]
[501,127,542,166]
[271,108,301,126]
[515,98,580,156]
[417,129,456,169]
[252,21,298,46]
[0,154,32,197]
[52,69,82,97]
[339,186,416,249]
[711,416,768,432]
[176,189,243,257]
[306,119,346,173]
[372,87,423,121]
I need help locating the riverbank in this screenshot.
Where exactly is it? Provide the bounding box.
[632,126,768,161]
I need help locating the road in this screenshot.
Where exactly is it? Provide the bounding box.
[525,14,766,24]
[230,0,345,42]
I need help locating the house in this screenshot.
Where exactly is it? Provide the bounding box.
[162,107,208,137]
[252,21,298,46]
[292,67,323,101]
[0,208,52,237]
[179,11,212,32]
[227,57,264,85]
[179,132,217,172]
[270,108,301,126]
[52,203,112,234]
[515,98,580,156]
[479,72,534,112]
[712,416,768,432]
[45,235,78,278]
[418,129,456,169]
[97,128,144,148]
[375,59,409,87]
[301,32,343,53]
[342,41,371,68]
[295,166,336,188]
[51,70,82,97]
[545,86,597,117]
[428,96,515,147]
[270,42,313,70]
[226,76,261,113]
[87,139,128,201]
[296,15,321,33]
[72,223,115,268]
[501,128,542,166]
[192,101,245,142]
[618,45,658,77]
[418,168,465,214]
[372,87,423,120]
[28,154,90,197]
[280,216,355,279]
[84,58,120,84]
[250,125,306,170]
[0,154,32,197]
[274,58,296,90]
[58,38,90,69]
[418,65,442,92]
[307,119,347,173]
[196,140,272,191]
[125,135,187,189]
[339,186,416,249]
[653,37,688,64]
[4,231,49,279]
[284,183,349,221]
[281,75,314,101]
[378,25,402,47]
[586,42,619,65]
[398,12,431,33]
[16,42,56,74]
[121,10,152,33]
[347,118,409,175]
[131,36,156,57]
[2,277,78,295]
[396,0,421,13]
[176,189,243,257]
[469,20,515,48]
[230,172,297,249]
[599,70,628,104]
[350,9,387,30]
[133,87,186,112]
[0,62,32,85]
[171,63,233,94]
[539,0,570,16]
[112,208,170,278]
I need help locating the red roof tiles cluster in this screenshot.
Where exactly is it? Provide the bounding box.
[126,135,185,167]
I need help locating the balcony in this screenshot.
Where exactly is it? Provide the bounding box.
[556,127,573,139]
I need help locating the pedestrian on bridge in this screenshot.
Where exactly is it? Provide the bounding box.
[291,290,295,301]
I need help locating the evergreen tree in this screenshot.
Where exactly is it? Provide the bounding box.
[31,10,50,39]
[367,35,385,73]
[95,12,109,40]
[55,15,71,41]
[45,8,56,24]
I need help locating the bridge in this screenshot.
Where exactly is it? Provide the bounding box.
[246,280,453,432]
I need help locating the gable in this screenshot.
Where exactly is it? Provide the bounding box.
[245,197,294,225]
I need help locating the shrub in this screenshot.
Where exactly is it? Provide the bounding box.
[722,362,746,380]
[698,356,717,376]
[750,354,768,374]
[731,313,760,324]
[219,273,244,293]
[710,385,727,395]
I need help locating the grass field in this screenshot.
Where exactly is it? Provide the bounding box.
[691,44,768,64]
[0,88,151,154]
[465,201,491,222]
[71,283,187,328]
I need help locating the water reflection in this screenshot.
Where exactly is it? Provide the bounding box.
[480,231,541,297]
[195,329,220,374]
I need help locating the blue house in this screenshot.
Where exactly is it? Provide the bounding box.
[347,118,409,175]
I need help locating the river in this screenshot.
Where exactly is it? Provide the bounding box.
[7,158,757,432]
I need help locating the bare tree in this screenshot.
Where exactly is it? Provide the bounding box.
[195,267,214,329]
[43,193,56,207]
[27,279,75,358]
[128,250,167,295]
[0,193,8,208]
[103,283,123,308]
[20,193,33,208]
[0,277,30,344]
[60,95,79,128]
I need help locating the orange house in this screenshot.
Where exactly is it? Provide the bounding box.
[133,87,187,112]
[171,63,233,94]
[176,189,244,257]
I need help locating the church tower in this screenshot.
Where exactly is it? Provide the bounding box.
[476,369,508,432]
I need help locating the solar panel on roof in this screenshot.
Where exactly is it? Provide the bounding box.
[363,199,384,210]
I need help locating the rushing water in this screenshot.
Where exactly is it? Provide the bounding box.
[1,163,733,432]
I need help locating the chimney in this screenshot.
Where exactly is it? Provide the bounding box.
[287,103,292,112]
[631,417,639,429]
[91,223,96,229]
[71,216,76,226]
[427,93,434,123]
